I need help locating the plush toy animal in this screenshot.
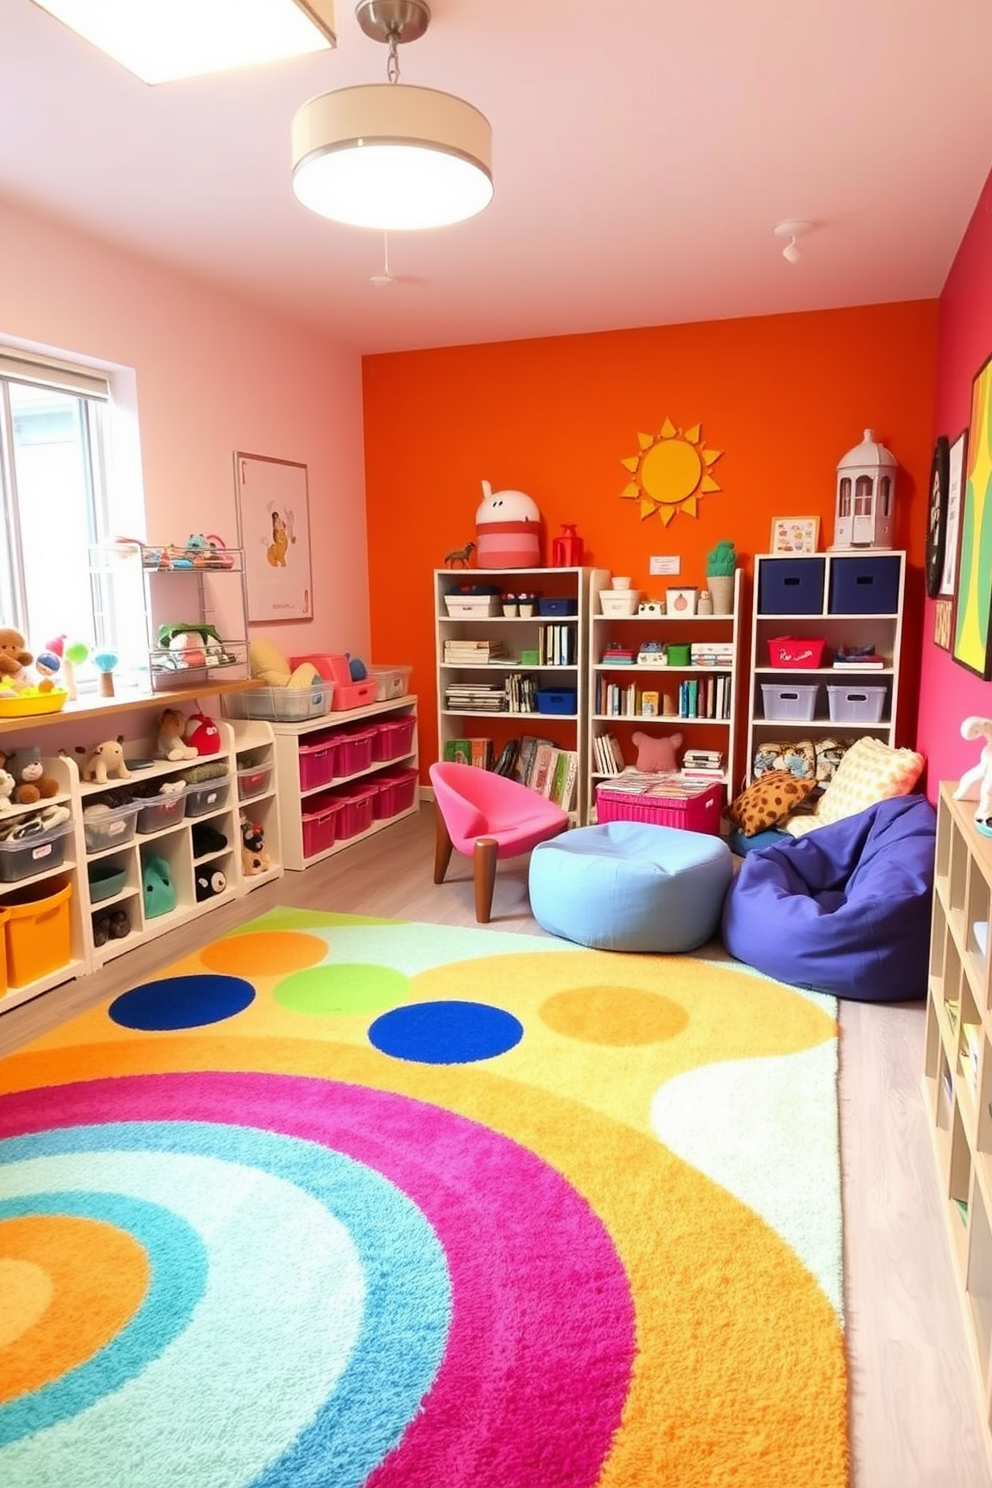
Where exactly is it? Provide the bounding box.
[155,708,198,761]
[240,815,271,876]
[0,628,33,690]
[249,637,320,690]
[954,716,992,824]
[4,746,59,805]
[631,730,684,774]
[195,866,228,902]
[77,738,131,785]
[0,768,14,813]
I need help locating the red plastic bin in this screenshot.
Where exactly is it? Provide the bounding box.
[766,636,827,668]
[299,736,339,791]
[333,783,378,840]
[301,797,343,858]
[335,726,377,777]
[371,716,417,763]
[373,767,419,820]
[595,779,722,835]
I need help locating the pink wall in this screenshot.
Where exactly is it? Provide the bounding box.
[918,167,992,795]
[0,196,369,666]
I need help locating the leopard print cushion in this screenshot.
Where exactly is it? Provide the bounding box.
[727,769,818,836]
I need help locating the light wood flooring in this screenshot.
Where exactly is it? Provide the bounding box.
[2,803,990,1488]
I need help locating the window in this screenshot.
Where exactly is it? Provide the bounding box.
[0,344,143,687]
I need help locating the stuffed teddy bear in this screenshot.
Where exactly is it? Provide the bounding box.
[0,768,14,813]
[0,627,33,691]
[155,708,198,761]
[2,746,59,805]
[631,730,684,774]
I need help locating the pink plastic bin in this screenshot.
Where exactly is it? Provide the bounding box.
[335,726,376,778]
[301,797,343,858]
[333,783,378,840]
[373,767,419,820]
[299,737,339,792]
[371,716,417,763]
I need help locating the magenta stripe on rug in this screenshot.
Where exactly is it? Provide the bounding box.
[2,1073,635,1487]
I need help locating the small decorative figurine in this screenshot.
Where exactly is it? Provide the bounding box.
[444,541,476,569]
[833,430,898,549]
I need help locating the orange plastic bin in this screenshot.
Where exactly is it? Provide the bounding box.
[0,907,9,997]
[2,878,73,987]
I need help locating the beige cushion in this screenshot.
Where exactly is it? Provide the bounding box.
[782,736,924,835]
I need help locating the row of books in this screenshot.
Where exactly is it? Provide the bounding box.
[442,733,578,810]
[444,673,547,713]
[538,624,576,666]
[595,675,732,719]
[592,732,625,775]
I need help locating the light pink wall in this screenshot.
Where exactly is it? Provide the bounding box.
[0,196,369,665]
[917,167,992,797]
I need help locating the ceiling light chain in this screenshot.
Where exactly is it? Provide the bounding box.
[386,30,401,84]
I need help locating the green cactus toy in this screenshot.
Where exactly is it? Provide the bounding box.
[706,540,736,577]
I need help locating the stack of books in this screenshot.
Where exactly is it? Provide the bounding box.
[682,748,723,778]
[444,682,505,712]
[443,638,508,664]
[832,646,885,669]
[689,642,734,667]
[443,738,494,768]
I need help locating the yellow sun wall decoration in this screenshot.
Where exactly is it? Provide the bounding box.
[620,418,723,524]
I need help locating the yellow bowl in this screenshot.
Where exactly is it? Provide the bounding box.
[0,689,69,718]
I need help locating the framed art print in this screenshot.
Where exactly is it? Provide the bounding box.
[770,516,819,554]
[934,598,953,650]
[953,356,992,677]
[940,428,967,598]
[925,435,949,599]
[235,452,313,622]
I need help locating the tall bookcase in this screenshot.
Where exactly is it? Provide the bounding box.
[924,783,992,1448]
[433,566,595,821]
[745,550,906,784]
[587,569,743,812]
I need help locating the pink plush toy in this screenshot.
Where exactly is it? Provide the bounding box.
[631,730,683,773]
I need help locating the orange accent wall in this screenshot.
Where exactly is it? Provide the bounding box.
[364,301,938,775]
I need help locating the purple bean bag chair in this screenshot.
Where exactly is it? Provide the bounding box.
[721,793,937,1002]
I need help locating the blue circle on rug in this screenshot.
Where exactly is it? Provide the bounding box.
[368,1000,524,1064]
[109,974,255,1031]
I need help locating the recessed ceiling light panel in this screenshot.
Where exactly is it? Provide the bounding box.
[31,0,337,85]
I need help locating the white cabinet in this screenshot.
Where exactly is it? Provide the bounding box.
[434,566,593,820]
[273,696,419,871]
[745,551,906,782]
[587,569,743,809]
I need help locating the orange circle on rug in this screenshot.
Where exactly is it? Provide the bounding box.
[539,985,690,1045]
[0,1215,149,1403]
[199,931,328,978]
[0,1258,51,1347]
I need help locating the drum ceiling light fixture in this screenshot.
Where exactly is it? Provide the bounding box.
[291,0,493,231]
[29,0,337,85]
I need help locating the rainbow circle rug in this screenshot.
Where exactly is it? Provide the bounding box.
[0,908,849,1487]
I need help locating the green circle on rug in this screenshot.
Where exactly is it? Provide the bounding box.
[274,963,411,1017]
[539,985,689,1045]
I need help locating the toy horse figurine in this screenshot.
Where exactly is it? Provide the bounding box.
[444,541,476,569]
[954,716,992,826]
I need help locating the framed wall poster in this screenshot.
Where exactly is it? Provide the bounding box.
[235,452,313,622]
[770,516,819,554]
[934,598,953,650]
[939,428,967,597]
[953,355,992,677]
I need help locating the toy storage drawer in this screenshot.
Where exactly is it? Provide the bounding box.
[767,636,827,668]
[828,555,901,614]
[538,598,578,617]
[0,821,71,882]
[0,877,72,986]
[596,782,722,834]
[536,690,577,715]
[301,799,342,858]
[760,683,820,721]
[372,767,419,820]
[443,594,501,618]
[367,664,412,701]
[185,777,231,817]
[298,738,339,791]
[758,558,825,614]
[826,685,887,723]
[371,717,417,762]
[237,763,273,801]
[83,801,140,853]
[332,784,378,840]
[223,684,332,721]
[136,791,186,834]
[335,727,376,776]
[331,680,377,711]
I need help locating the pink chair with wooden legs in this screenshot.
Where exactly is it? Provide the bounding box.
[429,761,569,923]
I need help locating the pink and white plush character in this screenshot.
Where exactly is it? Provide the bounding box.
[954,716,992,824]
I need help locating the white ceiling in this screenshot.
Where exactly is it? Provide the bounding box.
[3,0,991,356]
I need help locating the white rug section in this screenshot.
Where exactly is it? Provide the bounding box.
[650,1042,843,1317]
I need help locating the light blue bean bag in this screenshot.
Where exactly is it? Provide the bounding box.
[528,820,733,953]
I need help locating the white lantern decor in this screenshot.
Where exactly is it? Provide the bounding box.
[833,429,898,549]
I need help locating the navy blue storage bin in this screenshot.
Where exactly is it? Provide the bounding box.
[538,598,578,617]
[758,558,825,615]
[536,689,577,715]
[828,554,901,614]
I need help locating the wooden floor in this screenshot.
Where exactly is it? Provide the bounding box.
[2,802,991,1488]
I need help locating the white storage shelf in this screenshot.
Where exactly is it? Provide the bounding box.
[273,695,419,871]
[588,571,742,801]
[0,717,284,1012]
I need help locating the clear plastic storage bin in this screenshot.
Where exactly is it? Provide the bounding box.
[237,762,273,801]
[135,789,187,834]
[83,800,140,854]
[223,684,332,722]
[184,777,230,817]
[0,821,72,882]
[367,665,412,701]
[826,685,886,724]
[760,683,820,721]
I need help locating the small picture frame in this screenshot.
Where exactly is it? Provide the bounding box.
[770,516,820,554]
[934,598,953,651]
